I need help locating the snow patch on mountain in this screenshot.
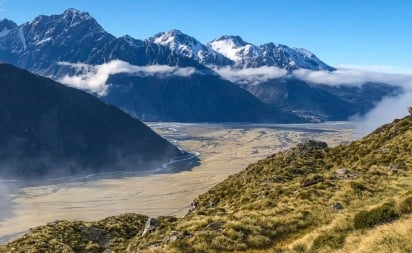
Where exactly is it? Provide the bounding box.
[120,35,144,47]
[0,28,9,37]
[17,27,27,51]
[35,37,52,46]
[150,29,232,66]
[152,29,205,60]
[209,35,262,65]
[63,8,93,22]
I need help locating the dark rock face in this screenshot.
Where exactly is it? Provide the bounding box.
[242,78,401,121]
[259,43,336,71]
[104,74,304,123]
[141,217,158,237]
[0,64,183,179]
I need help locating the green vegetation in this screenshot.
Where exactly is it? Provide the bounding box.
[1,115,412,252]
[399,196,412,214]
[353,203,400,229]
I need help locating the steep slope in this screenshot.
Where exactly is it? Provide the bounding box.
[149,29,233,66]
[260,43,335,71]
[208,35,264,68]
[103,73,304,123]
[241,78,402,121]
[2,112,411,252]
[0,64,183,179]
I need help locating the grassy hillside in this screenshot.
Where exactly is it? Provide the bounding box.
[1,115,411,253]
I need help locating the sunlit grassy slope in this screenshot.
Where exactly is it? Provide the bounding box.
[1,115,411,253]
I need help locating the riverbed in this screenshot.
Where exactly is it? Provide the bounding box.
[0,122,355,243]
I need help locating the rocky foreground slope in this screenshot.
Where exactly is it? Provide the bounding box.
[1,114,412,252]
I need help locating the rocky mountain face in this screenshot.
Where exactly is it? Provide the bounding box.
[2,111,411,252]
[103,73,303,123]
[0,64,184,179]
[0,9,400,122]
[208,35,335,70]
[241,79,402,121]
[149,29,234,67]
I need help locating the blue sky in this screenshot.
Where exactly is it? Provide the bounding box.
[1,0,411,70]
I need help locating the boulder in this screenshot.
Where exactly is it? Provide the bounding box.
[331,202,343,212]
[206,222,222,231]
[188,199,198,213]
[141,217,158,237]
[334,168,356,179]
[164,230,180,244]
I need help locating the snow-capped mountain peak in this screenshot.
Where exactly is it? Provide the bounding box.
[294,48,314,58]
[0,19,17,38]
[208,35,262,66]
[211,35,248,47]
[120,34,145,47]
[62,8,93,21]
[259,43,335,71]
[149,29,233,66]
[153,29,184,45]
[0,8,334,73]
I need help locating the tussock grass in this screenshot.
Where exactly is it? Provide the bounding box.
[1,115,412,252]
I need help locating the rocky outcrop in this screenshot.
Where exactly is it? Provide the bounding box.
[334,168,356,179]
[141,217,158,237]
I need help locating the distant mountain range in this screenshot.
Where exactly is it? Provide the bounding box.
[0,63,185,179]
[0,8,401,122]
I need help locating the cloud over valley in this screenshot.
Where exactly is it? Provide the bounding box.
[58,60,196,96]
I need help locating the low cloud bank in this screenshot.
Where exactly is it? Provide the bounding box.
[57,60,412,135]
[292,68,412,87]
[58,60,196,96]
[352,91,412,137]
[214,65,412,88]
[213,66,287,85]
[215,65,412,136]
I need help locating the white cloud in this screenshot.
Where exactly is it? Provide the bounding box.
[214,64,412,136]
[307,66,411,137]
[213,66,288,85]
[352,91,412,137]
[336,64,412,75]
[57,60,412,135]
[292,68,412,87]
[58,60,196,96]
[213,64,412,88]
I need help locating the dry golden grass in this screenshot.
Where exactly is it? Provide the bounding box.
[1,115,411,252]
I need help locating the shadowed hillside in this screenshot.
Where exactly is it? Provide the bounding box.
[0,64,184,179]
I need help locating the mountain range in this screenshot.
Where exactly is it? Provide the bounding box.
[0,63,185,179]
[0,8,401,122]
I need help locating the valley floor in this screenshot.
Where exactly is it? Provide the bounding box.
[0,122,355,243]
